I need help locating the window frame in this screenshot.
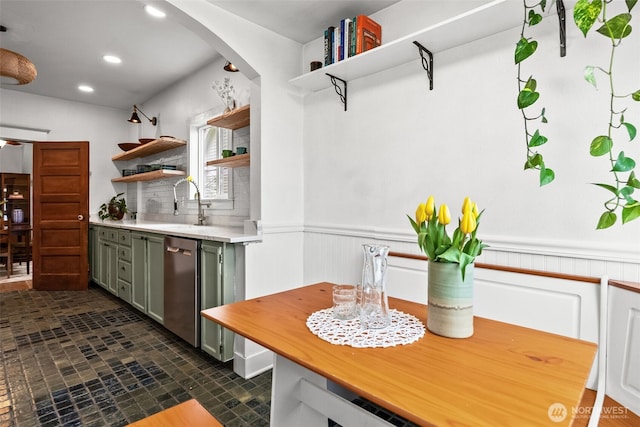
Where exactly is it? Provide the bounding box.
[188,109,233,209]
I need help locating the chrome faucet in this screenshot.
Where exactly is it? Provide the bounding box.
[173,176,209,225]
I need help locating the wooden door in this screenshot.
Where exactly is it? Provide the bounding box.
[33,141,89,290]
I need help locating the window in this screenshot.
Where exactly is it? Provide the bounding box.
[189,111,233,203]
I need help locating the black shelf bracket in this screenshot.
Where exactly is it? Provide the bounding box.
[413,41,433,90]
[557,0,566,57]
[326,73,348,111]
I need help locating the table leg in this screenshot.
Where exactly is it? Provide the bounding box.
[270,354,392,427]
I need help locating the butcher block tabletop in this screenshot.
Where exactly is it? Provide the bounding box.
[202,282,597,426]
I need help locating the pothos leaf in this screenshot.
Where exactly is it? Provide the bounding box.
[596,14,633,39]
[540,0,547,12]
[529,10,543,26]
[525,153,543,169]
[525,76,537,91]
[574,0,603,37]
[590,135,613,156]
[620,186,635,203]
[612,151,636,172]
[622,203,640,224]
[518,89,540,108]
[515,37,538,63]
[529,130,548,147]
[584,66,598,89]
[622,122,637,141]
[539,167,555,186]
[628,0,638,12]
[632,90,640,101]
[596,211,617,229]
[593,182,620,195]
[628,171,640,189]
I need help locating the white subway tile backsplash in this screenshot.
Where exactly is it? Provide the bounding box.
[121,130,250,226]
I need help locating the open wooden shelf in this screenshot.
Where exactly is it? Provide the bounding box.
[206,153,250,168]
[111,169,186,183]
[207,105,250,130]
[112,137,187,161]
[289,0,522,92]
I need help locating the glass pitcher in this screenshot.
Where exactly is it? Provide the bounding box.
[360,244,390,329]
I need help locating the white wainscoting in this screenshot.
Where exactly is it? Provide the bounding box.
[607,286,640,415]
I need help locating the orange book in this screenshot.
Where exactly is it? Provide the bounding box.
[355,15,382,55]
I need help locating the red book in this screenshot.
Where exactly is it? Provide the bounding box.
[355,15,382,55]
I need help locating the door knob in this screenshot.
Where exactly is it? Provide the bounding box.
[78,215,84,221]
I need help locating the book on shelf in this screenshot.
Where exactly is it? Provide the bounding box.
[355,15,382,55]
[323,15,382,66]
[324,26,335,65]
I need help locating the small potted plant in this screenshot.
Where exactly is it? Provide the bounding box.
[98,192,128,221]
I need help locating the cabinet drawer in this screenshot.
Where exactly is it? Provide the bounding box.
[118,259,132,282]
[118,280,131,303]
[107,229,119,243]
[118,231,131,247]
[118,246,131,262]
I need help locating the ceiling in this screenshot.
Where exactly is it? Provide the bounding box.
[0,0,401,110]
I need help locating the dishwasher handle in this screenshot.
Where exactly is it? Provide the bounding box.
[166,246,192,256]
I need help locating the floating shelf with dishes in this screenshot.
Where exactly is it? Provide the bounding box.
[111,137,187,183]
[112,137,187,161]
[206,153,250,168]
[111,169,185,183]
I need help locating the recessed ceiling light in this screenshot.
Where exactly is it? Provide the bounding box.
[78,85,94,93]
[103,55,122,64]
[144,5,166,18]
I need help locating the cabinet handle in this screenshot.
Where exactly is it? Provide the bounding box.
[78,214,84,221]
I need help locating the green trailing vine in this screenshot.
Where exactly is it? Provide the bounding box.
[515,0,555,187]
[574,0,640,228]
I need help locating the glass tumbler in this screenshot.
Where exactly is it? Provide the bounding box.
[332,285,357,320]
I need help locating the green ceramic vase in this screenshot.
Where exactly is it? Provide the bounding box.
[427,260,474,338]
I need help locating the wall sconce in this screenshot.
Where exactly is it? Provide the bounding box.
[224,61,239,72]
[128,105,157,126]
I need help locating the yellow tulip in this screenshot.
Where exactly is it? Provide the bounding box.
[461,196,472,214]
[187,175,194,182]
[415,203,427,224]
[425,196,435,218]
[472,202,479,219]
[461,209,477,234]
[437,204,451,225]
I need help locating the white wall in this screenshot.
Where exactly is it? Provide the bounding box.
[120,57,253,225]
[302,2,640,283]
[0,88,128,214]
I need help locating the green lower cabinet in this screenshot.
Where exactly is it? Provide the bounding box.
[99,237,118,295]
[89,226,99,283]
[131,232,164,324]
[201,241,235,362]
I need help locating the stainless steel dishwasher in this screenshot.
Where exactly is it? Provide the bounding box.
[164,236,200,347]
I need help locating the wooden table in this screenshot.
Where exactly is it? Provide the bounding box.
[127,399,222,427]
[201,282,597,427]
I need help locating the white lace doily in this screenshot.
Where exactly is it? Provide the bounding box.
[306,308,425,348]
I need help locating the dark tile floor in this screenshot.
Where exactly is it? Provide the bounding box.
[0,284,418,427]
[0,284,272,426]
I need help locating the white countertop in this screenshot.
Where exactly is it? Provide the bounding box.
[90,220,262,244]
